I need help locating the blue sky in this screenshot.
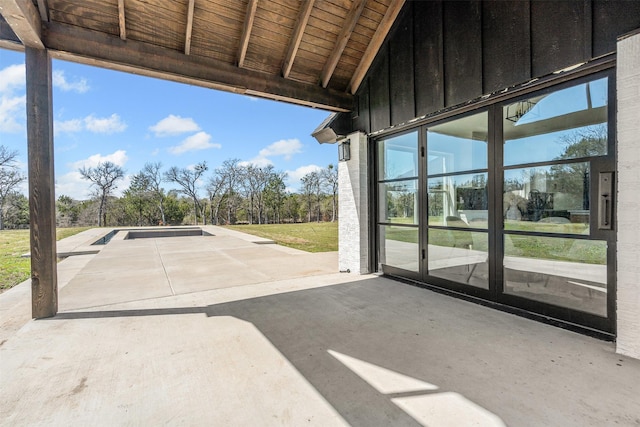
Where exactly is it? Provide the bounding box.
[0,48,336,199]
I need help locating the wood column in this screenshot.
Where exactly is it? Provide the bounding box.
[25,47,58,318]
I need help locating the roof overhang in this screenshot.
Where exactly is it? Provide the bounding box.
[0,0,406,113]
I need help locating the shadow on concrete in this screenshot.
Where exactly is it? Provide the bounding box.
[51,276,640,426]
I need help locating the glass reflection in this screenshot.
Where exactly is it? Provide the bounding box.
[428,173,488,228]
[379,180,418,224]
[428,228,488,288]
[504,235,607,316]
[378,132,419,180]
[427,112,488,175]
[379,225,419,272]
[504,164,589,234]
[504,78,608,166]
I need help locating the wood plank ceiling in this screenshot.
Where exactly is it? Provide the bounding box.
[0,0,406,112]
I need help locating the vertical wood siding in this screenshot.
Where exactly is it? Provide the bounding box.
[347,0,640,134]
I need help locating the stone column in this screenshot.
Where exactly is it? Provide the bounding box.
[616,30,640,359]
[338,131,369,274]
[26,47,58,318]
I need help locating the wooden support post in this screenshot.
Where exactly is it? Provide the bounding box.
[25,47,58,319]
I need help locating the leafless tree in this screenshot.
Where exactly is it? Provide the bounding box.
[164,161,208,225]
[141,162,167,225]
[79,161,125,226]
[321,164,338,222]
[0,146,26,230]
[216,158,242,224]
[206,174,225,225]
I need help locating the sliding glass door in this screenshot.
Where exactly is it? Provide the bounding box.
[498,75,615,330]
[375,70,616,334]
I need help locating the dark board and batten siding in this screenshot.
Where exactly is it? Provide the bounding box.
[346,0,640,135]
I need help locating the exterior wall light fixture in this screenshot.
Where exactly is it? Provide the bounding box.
[338,140,351,161]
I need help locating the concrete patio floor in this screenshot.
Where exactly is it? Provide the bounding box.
[1,226,639,426]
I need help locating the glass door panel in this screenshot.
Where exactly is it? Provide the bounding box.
[426,112,489,289]
[501,75,612,320]
[377,131,420,276]
[503,235,607,316]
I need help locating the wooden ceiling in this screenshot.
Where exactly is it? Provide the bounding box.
[0,0,406,112]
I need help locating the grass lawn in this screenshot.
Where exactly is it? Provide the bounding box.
[224,222,338,253]
[0,227,92,292]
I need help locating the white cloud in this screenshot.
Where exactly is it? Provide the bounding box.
[70,150,129,170]
[52,70,89,93]
[56,169,129,200]
[0,64,27,133]
[168,131,221,154]
[0,94,25,133]
[149,114,200,136]
[239,157,273,168]
[56,171,92,200]
[285,164,323,190]
[54,118,83,134]
[0,64,25,95]
[258,138,302,160]
[84,114,127,134]
[242,138,303,166]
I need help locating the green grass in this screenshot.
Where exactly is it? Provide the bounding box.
[224,222,338,253]
[0,227,92,292]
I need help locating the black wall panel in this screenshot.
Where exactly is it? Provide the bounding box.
[414,0,444,117]
[443,0,483,107]
[389,5,415,125]
[531,0,591,77]
[369,44,390,132]
[593,0,640,56]
[482,0,531,94]
[353,78,371,133]
[342,0,636,136]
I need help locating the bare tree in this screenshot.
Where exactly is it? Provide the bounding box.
[0,146,26,230]
[141,162,167,225]
[206,174,226,225]
[321,164,338,222]
[164,161,208,225]
[79,161,125,226]
[300,171,321,222]
[216,158,242,224]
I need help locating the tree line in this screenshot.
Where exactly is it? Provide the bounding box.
[0,146,340,229]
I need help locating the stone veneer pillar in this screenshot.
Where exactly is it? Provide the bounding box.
[616,30,640,359]
[338,131,369,274]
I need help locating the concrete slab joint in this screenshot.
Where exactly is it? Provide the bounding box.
[338,131,369,274]
[616,30,640,360]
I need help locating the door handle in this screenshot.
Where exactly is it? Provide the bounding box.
[598,172,613,230]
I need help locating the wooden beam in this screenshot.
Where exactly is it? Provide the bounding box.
[348,0,405,94]
[184,0,195,55]
[36,0,48,22]
[43,22,353,112]
[25,47,58,319]
[282,0,315,78]
[0,0,44,48]
[237,0,258,67]
[117,0,126,40]
[320,0,367,88]
[0,15,23,50]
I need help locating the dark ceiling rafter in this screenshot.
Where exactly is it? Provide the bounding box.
[320,0,367,88]
[0,0,403,110]
[184,0,195,55]
[282,0,315,79]
[42,22,353,112]
[36,0,49,22]
[0,0,44,49]
[237,0,258,68]
[349,0,406,94]
[117,0,126,40]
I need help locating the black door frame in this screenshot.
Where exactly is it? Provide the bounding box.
[373,66,616,337]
